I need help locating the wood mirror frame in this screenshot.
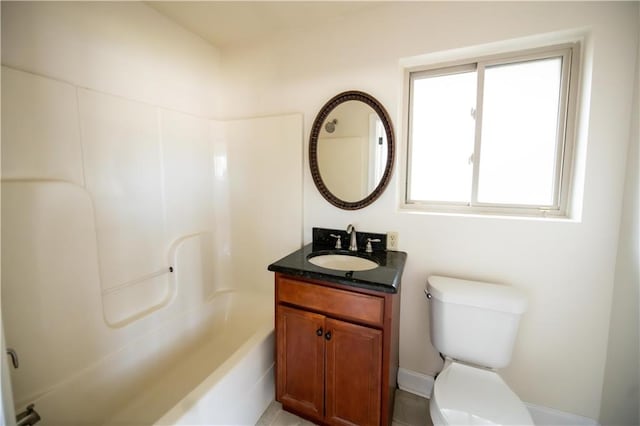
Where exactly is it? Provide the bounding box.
[309,91,395,210]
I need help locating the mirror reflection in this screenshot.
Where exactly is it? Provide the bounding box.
[317,101,388,202]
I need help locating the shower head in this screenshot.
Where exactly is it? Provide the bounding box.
[325,118,338,133]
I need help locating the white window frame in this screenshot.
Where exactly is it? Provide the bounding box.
[403,42,580,217]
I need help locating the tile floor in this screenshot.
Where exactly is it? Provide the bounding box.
[256,389,433,426]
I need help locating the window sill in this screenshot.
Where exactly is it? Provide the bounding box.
[398,204,580,223]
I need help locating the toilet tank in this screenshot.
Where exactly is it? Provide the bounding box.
[426,275,528,369]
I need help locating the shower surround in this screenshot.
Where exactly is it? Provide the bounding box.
[1,5,302,420]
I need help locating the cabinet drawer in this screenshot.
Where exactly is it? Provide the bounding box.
[277,277,384,327]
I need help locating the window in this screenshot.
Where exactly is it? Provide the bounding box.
[405,43,579,216]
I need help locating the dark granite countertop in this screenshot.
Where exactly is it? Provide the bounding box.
[267,242,407,294]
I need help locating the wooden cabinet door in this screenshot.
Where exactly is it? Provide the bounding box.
[324,318,382,426]
[276,305,325,421]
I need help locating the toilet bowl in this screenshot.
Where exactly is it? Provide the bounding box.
[426,276,533,426]
[430,360,533,425]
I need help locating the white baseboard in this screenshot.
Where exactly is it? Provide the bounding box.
[397,367,434,399]
[526,403,599,426]
[396,368,599,426]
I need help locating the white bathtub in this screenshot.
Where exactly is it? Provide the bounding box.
[152,322,275,425]
[105,290,276,426]
[26,290,275,426]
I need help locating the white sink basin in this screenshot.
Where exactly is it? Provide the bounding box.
[307,254,379,271]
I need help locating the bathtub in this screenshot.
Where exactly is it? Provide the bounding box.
[106,290,275,425]
[25,290,275,426]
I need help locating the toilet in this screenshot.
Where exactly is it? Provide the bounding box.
[425,275,534,426]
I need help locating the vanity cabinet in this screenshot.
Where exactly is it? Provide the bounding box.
[274,273,400,426]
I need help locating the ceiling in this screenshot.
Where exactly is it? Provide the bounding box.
[147,1,379,50]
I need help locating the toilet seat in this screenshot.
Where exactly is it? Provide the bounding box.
[430,361,534,426]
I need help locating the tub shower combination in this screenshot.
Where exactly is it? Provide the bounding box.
[2,65,303,426]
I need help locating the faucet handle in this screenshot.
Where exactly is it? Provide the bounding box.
[330,234,342,249]
[365,238,381,253]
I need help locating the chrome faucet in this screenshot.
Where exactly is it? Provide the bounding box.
[346,224,357,251]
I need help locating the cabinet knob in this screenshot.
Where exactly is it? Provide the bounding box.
[325,331,332,341]
[316,328,323,336]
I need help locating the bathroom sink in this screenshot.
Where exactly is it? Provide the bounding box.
[307,253,379,271]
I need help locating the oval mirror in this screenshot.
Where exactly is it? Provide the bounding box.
[309,91,395,210]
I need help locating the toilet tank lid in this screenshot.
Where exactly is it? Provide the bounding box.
[426,275,528,314]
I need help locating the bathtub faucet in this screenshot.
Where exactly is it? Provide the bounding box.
[346,224,357,252]
[16,404,40,426]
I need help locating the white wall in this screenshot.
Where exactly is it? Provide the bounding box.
[599,15,640,425]
[1,1,222,118]
[221,2,639,420]
[1,1,302,422]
